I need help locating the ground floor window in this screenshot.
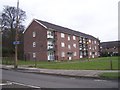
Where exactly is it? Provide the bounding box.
[33,53,36,58]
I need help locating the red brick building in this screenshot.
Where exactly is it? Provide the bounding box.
[100,41,120,56]
[24,19,100,61]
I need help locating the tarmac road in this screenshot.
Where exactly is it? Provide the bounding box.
[1,69,119,89]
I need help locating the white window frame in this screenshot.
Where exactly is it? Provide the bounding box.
[68,35,70,41]
[94,46,97,50]
[94,40,96,44]
[61,33,65,38]
[33,42,36,47]
[68,45,71,49]
[90,52,92,55]
[89,39,91,43]
[89,46,91,49]
[73,44,76,48]
[73,36,76,40]
[61,42,65,47]
[61,52,65,57]
[95,52,97,55]
[74,52,77,56]
[33,53,36,58]
[33,31,36,37]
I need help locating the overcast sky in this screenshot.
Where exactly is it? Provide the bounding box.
[0,0,119,42]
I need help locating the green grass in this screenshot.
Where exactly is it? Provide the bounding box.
[99,72,120,79]
[2,56,120,70]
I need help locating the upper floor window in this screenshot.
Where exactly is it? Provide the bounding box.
[33,42,36,47]
[89,39,91,43]
[61,33,65,38]
[61,42,65,47]
[73,36,76,40]
[68,45,71,49]
[47,30,54,38]
[47,30,53,36]
[33,31,36,37]
[73,44,76,48]
[94,40,96,44]
[68,35,70,41]
[94,46,97,50]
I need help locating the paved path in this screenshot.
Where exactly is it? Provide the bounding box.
[1,65,119,79]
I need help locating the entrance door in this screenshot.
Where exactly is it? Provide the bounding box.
[68,57,72,60]
[92,54,95,58]
[47,51,54,61]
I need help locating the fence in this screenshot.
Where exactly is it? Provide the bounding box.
[2,57,15,65]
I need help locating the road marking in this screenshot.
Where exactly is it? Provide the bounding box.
[70,77,76,79]
[94,79,107,82]
[10,81,41,88]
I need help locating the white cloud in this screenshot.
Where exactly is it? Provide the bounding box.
[0,0,119,42]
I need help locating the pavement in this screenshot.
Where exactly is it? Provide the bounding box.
[1,64,119,79]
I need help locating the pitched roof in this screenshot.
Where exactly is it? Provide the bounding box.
[27,19,99,40]
[100,41,120,48]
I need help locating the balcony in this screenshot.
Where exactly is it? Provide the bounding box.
[47,45,55,51]
[47,35,54,39]
[79,48,82,50]
[79,40,82,43]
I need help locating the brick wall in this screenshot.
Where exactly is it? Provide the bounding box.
[24,20,47,61]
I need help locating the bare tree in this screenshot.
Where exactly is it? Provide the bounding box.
[1,5,26,31]
[0,5,26,57]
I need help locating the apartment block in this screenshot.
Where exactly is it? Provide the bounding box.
[23,19,100,61]
[100,41,120,56]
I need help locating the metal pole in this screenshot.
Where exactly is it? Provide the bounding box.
[14,0,19,69]
[110,60,112,70]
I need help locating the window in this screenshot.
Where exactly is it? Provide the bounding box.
[33,31,36,37]
[94,40,96,44]
[47,30,54,38]
[74,52,77,56]
[33,53,36,58]
[89,46,91,49]
[61,33,65,38]
[94,46,97,50]
[73,36,76,40]
[73,44,76,48]
[68,45,71,49]
[61,52,65,57]
[33,42,36,47]
[61,42,65,47]
[68,35,70,40]
[89,39,91,43]
[95,52,97,55]
[90,52,92,55]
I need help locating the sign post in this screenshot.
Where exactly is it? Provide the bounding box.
[14,0,19,69]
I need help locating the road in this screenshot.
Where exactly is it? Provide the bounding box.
[1,69,119,89]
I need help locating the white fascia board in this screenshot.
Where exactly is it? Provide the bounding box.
[34,19,48,29]
[23,19,34,34]
[23,19,48,34]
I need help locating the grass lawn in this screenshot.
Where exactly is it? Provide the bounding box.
[99,72,120,79]
[2,56,120,70]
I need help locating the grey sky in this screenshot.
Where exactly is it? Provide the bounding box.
[0,0,119,42]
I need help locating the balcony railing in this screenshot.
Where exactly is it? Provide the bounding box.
[47,35,54,39]
[47,45,55,51]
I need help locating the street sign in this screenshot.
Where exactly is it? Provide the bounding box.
[13,41,21,45]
